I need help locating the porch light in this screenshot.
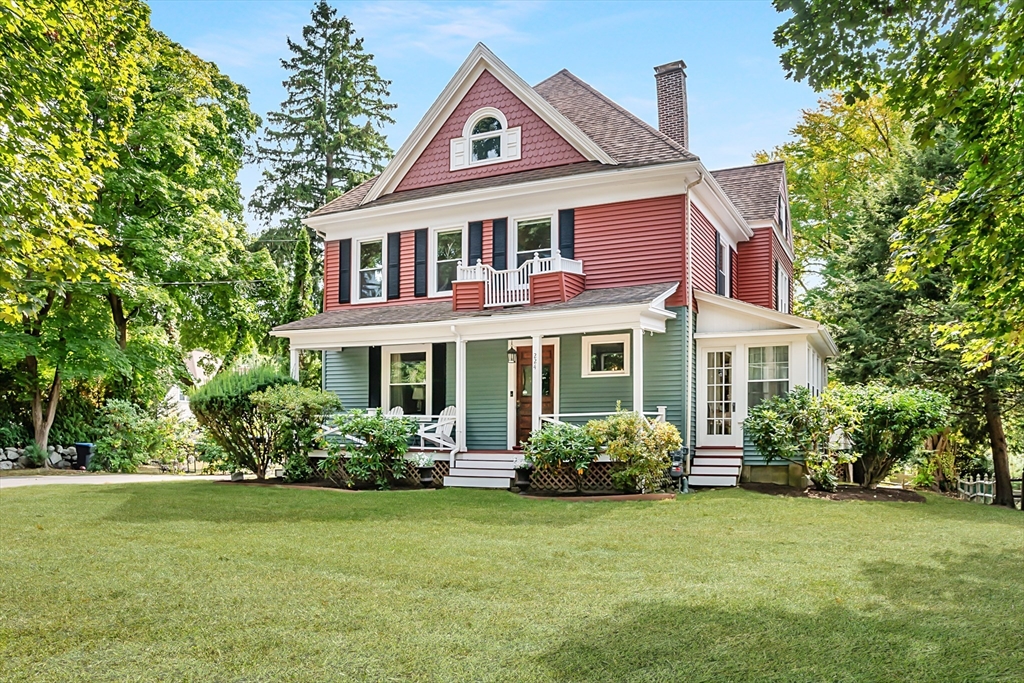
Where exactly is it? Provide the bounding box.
[507,345,517,364]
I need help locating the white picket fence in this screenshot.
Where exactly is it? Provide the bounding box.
[956,475,1023,507]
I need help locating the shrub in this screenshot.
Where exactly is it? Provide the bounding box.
[744,386,859,492]
[586,410,681,493]
[523,421,596,492]
[833,383,949,489]
[321,409,417,489]
[189,365,295,479]
[250,384,341,482]
[92,400,163,473]
[23,442,46,468]
[0,421,29,449]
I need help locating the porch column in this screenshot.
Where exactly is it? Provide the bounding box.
[531,334,542,433]
[289,347,300,382]
[455,333,467,453]
[632,327,644,414]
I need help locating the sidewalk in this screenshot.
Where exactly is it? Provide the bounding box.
[0,473,224,489]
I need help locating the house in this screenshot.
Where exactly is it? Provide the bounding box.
[271,44,836,489]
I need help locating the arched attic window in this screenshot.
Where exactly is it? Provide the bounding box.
[450,107,521,171]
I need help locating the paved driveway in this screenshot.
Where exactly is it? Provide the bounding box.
[0,474,224,489]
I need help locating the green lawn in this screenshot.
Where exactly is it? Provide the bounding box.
[0,484,1021,682]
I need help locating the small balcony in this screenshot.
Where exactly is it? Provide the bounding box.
[452,251,585,310]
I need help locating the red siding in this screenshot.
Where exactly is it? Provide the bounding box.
[574,195,685,304]
[734,227,773,309]
[528,271,586,305]
[690,205,718,295]
[564,272,585,300]
[395,70,585,193]
[324,230,419,312]
[452,280,484,311]
[481,219,493,266]
[730,248,739,299]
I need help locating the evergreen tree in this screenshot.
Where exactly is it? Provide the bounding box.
[251,0,395,302]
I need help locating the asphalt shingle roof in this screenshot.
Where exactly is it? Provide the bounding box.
[274,281,678,332]
[709,161,785,222]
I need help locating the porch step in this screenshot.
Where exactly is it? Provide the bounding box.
[688,474,739,487]
[693,456,743,468]
[443,475,513,489]
[448,467,515,478]
[456,452,518,463]
[691,465,741,477]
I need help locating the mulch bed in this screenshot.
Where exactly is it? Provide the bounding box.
[518,490,676,502]
[218,478,436,492]
[740,482,926,502]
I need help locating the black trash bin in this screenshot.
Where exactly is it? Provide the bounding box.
[74,443,95,470]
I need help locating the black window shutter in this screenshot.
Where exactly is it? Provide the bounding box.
[715,231,724,296]
[492,218,507,270]
[468,221,483,267]
[773,260,779,310]
[387,232,401,300]
[414,228,427,297]
[558,209,575,259]
[730,248,737,298]
[338,239,352,304]
[368,346,382,408]
[431,343,447,412]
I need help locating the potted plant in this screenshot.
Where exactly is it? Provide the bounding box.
[411,452,436,487]
[514,462,533,490]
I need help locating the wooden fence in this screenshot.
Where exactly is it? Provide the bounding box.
[956,475,1022,508]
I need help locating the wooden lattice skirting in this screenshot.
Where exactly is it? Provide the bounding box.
[528,462,619,492]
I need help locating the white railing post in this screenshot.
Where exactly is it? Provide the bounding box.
[632,327,644,414]
[656,406,666,422]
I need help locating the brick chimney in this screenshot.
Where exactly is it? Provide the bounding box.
[654,60,688,149]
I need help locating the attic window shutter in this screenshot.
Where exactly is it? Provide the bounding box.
[468,221,483,267]
[338,239,352,304]
[414,228,428,297]
[558,209,575,259]
[368,346,381,408]
[387,232,401,299]
[492,218,507,270]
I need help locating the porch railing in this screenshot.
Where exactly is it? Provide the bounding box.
[321,410,459,458]
[539,406,667,428]
[456,250,584,308]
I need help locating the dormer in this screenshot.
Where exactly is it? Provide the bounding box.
[450,107,522,170]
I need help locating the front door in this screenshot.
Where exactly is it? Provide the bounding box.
[516,345,554,447]
[699,347,739,446]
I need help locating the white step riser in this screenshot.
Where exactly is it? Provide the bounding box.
[688,475,739,487]
[453,460,519,470]
[443,476,512,489]
[449,467,515,478]
[696,450,744,456]
[691,466,741,476]
[693,458,743,468]
[457,455,518,463]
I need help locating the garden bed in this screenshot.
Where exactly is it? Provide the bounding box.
[740,482,926,502]
[519,490,675,502]
[218,477,437,492]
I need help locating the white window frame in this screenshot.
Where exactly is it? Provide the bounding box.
[745,343,791,413]
[697,344,738,447]
[429,225,467,298]
[511,213,557,269]
[776,263,791,314]
[450,107,522,171]
[381,344,432,416]
[353,236,386,304]
[581,333,630,378]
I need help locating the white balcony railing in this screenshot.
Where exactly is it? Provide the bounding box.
[456,250,584,307]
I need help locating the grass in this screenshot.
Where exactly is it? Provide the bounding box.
[0,484,1021,682]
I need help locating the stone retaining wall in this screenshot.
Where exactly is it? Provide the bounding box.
[1,445,81,470]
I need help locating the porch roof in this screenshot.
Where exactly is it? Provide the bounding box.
[274,282,678,333]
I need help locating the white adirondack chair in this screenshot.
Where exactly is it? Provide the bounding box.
[385,406,404,417]
[417,405,457,450]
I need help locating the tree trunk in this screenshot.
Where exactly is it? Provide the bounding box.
[107,291,128,350]
[980,377,1015,508]
[30,363,62,455]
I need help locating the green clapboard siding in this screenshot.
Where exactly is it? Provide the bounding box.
[445,342,456,410]
[560,332,633,423]
[643,306,687,432]
[323,348,369,410]
[466,339,508,449]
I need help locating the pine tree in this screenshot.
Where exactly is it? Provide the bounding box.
[251,0,395,304]
[284,228,316,325]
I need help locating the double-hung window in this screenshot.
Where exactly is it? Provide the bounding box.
[433,228,463,294]
[716,232,728,296]
[387,350,428,415]
[776,263,791,314]
[470,116,502,162]
[356,239,384,301]
[747,345,789,409]
[515,217,551,267]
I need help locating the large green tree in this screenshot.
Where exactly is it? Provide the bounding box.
[250,0,395,307]
[773,0,1024,364]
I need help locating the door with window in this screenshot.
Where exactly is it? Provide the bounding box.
[516,345,554,447]
[700,347,738,446]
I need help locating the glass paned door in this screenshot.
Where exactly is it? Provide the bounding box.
[700,348,737,446]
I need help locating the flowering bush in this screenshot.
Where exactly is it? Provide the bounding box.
[321,409,417,489]
[586,409,681,493]
[522,421,596,492]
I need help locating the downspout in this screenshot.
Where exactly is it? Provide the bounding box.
[682,171,704,487]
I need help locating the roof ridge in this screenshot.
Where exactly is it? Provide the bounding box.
[537,69,692,157]
[711,160,786,173]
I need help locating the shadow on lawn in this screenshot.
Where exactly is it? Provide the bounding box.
[539,549,1023,682]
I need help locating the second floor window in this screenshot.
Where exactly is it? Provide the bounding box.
[516,217,551,267]
[716,232,727,296]
[358,239,383,301]
[435,228,462,293]
[776,262,791,314]
[471,116,502,162]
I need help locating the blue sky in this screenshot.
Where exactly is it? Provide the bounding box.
[149,0,820,229]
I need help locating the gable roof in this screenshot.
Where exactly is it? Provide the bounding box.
[360,43,615,205]
[709,161,785,222]
[533,70,697,164]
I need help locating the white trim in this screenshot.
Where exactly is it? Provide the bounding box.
[451,107,522,170]
[353,236,386,304]
[363,43,615,204]
[741,341,792,430]
[581,333,630,378]
[507,337,560,449]
[697,344,739,447]
[461,107,508,138]
[429,225,467,298]
[381,344,432,416]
